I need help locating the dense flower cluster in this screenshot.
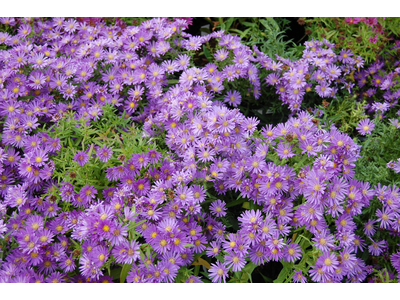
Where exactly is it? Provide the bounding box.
[142,87,377,282]
[354,59,400,119]
[0,16,263,283]
[0,17,399,283]
[256,39,364,112]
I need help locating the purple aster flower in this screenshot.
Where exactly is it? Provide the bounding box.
[352,235,366,252]
[312,229,335,253]
[209,261,229,283]
[246,156,266,174]
[4,185,27,208]
[389,118,400,129]
[37,228,55,245]
[292,270,307,283]
[38,257,58,275]
[123,206,136,223]
[210,199,227,217]
[339,248,357,270]
[59,254,76,273]
[108,222,128,246]
[303,170,327,204]
[21,235,41,254]
[369,240,386,256]
[309,264,331,283]
[318,251,339,273]
[147,149,161,164]
[225,253,246,272]
[92,245,109,267]
[79,253,102,280]
[96,145,113,163]
[356,118,375,135]
[238,209,263,230]
[336,214,356,232]
[249,246,267,266]
[337,229,356,248]
[152,234,171,255]
[74,150,89,166]
[186,276,203,283]
[21,115,39,132]
[339,49,353,64]
[363,219,376,237]
[0,219,7,239]
[196,146,215,163]
[158,261,179,283]
[30,52,49,69]
[192,235,207,253]
[206,241,221,258]
[5,147,20,167]
[224,90,242,107]
[132,152,149,169]
[326,64,341,79]
[31,148,48,167]
[376,207,395,229]
[45,271,65,283]
[215,49,229,61]
[112,240,140,264]
[387,160,397,171]
[28,71,47,89]
[276,142,295,159]
[284,242,302,263]
[80,185,97,203]
[315,83,332,98]
[241,117,259,135]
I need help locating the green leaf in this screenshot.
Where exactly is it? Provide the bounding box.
[129,219,146,230]
[202,45,212,62]
[120,264,132,283]
[243,262,257,274]
[224,17,235,32]
[192,257,211,269]
[226,197,246,208]
[110,267,122,281]
[273,266,289,283]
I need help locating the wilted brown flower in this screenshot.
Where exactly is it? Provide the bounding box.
[322,100,330,108]
[297,18,305,26]
[168,189,175,199]
[285,134,293,142]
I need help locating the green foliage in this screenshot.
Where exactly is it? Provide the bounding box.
[355,121,400,187]
[118,17,150,26]
[370,268,398,283]
[40,104,155,206]
[304,17,400,64]
[317,94,368,136]
[213,17,302,60]
[273,232,319,283]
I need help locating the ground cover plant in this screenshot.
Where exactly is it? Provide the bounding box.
[0,17,400,283]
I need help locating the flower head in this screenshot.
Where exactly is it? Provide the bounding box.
[356,118,375,136]
[208,261,229,283]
